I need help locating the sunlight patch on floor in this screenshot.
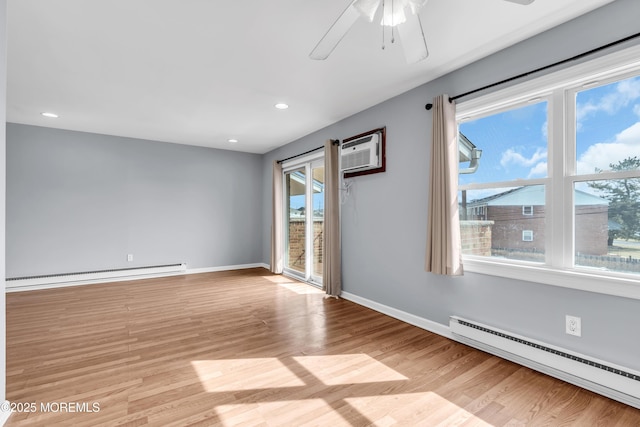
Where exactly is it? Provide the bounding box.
[277,281,324,295]
[292,353,408,385]
[261,275,296,284]
[191,358,305,392]
[345,392,495,427]
[191,355,490,426]
[215,399,343,427]
[260,273,324,294]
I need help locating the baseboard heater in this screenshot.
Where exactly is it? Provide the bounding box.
[6,263,187,290]
[450,316,640,409]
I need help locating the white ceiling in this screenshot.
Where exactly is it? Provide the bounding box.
[7,0,613,154]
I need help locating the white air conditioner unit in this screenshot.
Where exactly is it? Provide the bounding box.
[340,133,380,172]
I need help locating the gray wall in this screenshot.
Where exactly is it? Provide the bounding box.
[262,0,640,372]
[7,124,263,277]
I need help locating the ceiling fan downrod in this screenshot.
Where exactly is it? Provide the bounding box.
[381,0,398,50]
[390,0,396,44]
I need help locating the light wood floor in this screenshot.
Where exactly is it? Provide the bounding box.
[5,268,640,426]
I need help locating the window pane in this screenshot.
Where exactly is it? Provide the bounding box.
[575,179,640,275]
[312,165,324,278]
[459,101,548,185]
[576,75,640,175]
[460,185,545,262]
[285,168,306,274]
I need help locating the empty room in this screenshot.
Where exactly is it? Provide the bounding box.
[1,0,640,425]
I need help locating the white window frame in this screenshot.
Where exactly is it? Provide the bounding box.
[456,44,640,300]
[522,230,534,242]
[282,151,324,287]
[522,206,534,216]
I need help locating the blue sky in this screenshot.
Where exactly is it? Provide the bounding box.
[289,193,323,212]
[459,75,640,189]
[286,169,325,211]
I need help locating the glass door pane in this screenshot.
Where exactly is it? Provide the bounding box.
[311,165,325,281]
[285,168,306,275]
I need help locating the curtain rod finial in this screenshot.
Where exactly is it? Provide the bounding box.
[426,97,453,110]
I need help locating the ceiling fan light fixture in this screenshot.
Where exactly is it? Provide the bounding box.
[381,2,407,27]
[354,0,427,26]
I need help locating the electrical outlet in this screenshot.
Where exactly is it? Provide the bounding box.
[127,254,133,262]
[565,315,581,337]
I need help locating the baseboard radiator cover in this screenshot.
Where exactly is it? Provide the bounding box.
[450,316,640,409]
[6,263,187,290]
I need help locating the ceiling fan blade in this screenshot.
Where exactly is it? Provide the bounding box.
[502,0,535,4]
[396,14,428,64]
[353,0,381,22]
[310,2,361,60]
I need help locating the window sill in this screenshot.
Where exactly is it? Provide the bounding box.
[463,257,640,300]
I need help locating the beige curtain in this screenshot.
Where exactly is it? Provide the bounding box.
[270,160,284,274]
[425,95,463,276]
[323,140,342,296]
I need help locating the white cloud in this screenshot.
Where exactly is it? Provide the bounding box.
[577,77,640,129]
[500,147,548,179]
[500,147,547,168]
[528,162,547,178]
[577,121,640,174]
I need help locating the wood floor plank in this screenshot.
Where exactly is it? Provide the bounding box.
[4,268,640,426]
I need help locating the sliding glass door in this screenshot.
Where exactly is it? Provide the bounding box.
[284,158,324,285]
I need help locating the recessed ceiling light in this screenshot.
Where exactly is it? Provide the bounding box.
[41,112,59,118]
[274,103,289,110]
[228,139,238,143]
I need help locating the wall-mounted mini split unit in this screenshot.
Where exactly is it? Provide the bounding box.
[340,132,380,172]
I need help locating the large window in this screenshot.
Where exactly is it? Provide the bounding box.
[456,45,640,297]
[459,101,548,263]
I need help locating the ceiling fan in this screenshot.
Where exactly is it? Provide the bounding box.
[310,0,535,64]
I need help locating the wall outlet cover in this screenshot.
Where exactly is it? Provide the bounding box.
[565,315,581,337]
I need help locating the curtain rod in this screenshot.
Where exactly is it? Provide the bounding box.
[425,30,640,111]
[276,140,339,164]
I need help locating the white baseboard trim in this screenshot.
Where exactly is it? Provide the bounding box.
[6,263,270,293]
[340,291,453,339]
[186,263,269,275]
[340,291,640,409]
[0,402,11,426]
[6,269,188,292]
